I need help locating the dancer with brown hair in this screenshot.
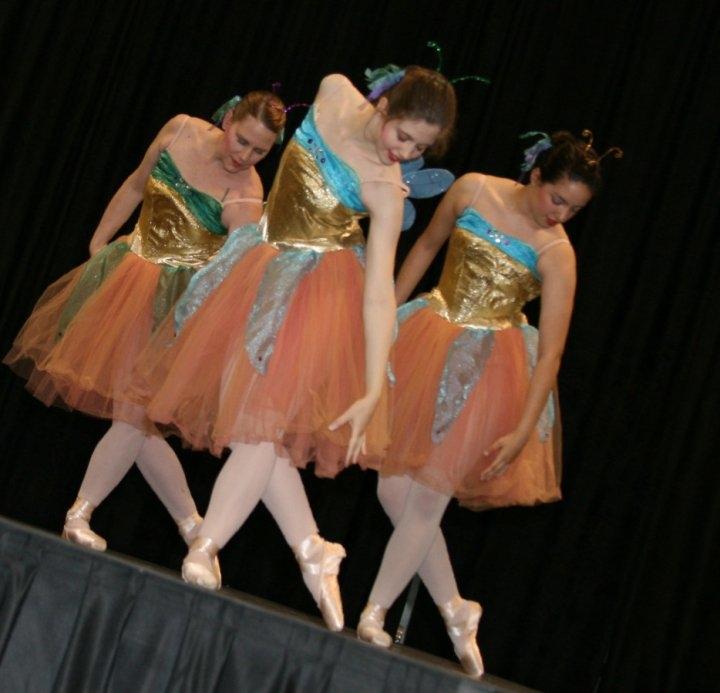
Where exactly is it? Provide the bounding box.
[359,131,621,677]
[5,92,286,551]
[131,67,457,631]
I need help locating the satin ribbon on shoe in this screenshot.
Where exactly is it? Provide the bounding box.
[176,512,203,545]
[295,534,346,631]
[439,596,484,678]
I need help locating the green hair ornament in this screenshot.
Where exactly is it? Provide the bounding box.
[211,95,241,126]
[426,40,490,86]
[364,41,489,102]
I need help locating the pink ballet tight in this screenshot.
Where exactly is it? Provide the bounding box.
[78,420,197,522]
[370,476,455,608]
[198,441,318,549]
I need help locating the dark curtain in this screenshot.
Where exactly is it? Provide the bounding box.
[1,1,719,691]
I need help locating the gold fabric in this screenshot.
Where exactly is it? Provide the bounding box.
[129,178,225,268]
[427,227,541,329]
[264,140,365,251]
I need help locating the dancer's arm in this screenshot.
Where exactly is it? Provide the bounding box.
[329,181,404,464]
[481,242,576,479]
[89,115,185,256]
[394,174,477,303]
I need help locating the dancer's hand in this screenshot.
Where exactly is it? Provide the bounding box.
[329,396,376,466]
[480,430,528,481]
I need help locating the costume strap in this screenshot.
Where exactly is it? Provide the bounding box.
[536,238,571,256]
[360,178,410,196]
[467,174,487,209]
[222,196,263,207]
[167,115,190,151]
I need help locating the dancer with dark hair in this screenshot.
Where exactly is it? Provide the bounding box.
[131,67,457,631]
[359,131,621,677]
[4,92,286,551]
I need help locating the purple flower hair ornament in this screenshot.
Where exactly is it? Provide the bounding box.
[519,131,552,173]
[365,64,406,100]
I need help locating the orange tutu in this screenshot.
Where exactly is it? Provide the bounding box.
[379,307,561,510]
[131,243,390,475]
[3,240,192,428]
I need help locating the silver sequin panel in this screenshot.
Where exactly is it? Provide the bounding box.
[432,328,495,443]
[520,324,555,441]
[245,248,320,374]
[174,223,263,333]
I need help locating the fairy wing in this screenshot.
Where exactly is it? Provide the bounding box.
[402,200,417,231]
[403,168,455,199]
[400,158,455,231]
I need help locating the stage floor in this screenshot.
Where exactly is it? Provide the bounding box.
[0,516,535,692]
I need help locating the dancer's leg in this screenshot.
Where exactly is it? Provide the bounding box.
[260,457,318,546]
[136,434,201,542]
[376,475,458,606]
[357,481,450,647]
[260,456,344,631]
[64,420,146,550]
[183,443,345,629]
[182,441,277,589]
[77,420,145,505]
[371,477,483,677]
[197,441,277,547]
[369,481,451,608]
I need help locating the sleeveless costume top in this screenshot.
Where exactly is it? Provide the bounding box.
[129,149,228,267]
[264,108,367,250]
[59,144,232,334]
[422,207,541,329]
[174,107,383,373]
[398,206,555,445]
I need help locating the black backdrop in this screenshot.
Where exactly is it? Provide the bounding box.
[1,1,719,691]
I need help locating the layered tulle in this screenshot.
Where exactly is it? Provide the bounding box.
[379,307,561,510]
[3,243,191,429]
[130,243,390,475]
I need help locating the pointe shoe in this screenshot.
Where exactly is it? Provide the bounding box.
[177,514,221,578]
[439,596,484,678]
[294,534,346,631]
[182,537,222,590]
[357,602,392,648]
[62,498,107,551]
[177,512,203,545]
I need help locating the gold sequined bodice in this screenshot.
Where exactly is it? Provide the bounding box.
[129,153,227,268]
[427,222,541,330]
[264,138,366,250]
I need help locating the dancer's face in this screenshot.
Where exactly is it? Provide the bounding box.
[221,115,276,172]
[529,169,593,228]
[374,98,441,165]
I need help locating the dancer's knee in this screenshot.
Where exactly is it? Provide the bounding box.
[406,482,450,524]
[377,475,412,523]
[109,419,144,439]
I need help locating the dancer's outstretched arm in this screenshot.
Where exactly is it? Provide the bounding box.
[88,116,186,255]
[482,240,576,479]
[330,180,403,464]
